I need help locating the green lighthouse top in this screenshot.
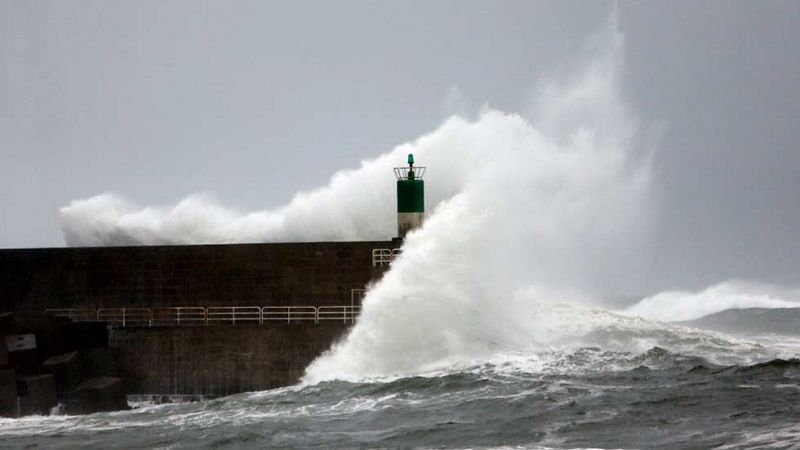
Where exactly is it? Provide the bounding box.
[394,154,426,181]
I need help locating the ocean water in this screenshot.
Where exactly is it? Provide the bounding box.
[2,308,799,449]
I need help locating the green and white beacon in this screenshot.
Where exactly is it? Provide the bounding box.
[394,153,426,238]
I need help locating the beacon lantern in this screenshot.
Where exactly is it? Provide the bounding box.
[394,153,425,238]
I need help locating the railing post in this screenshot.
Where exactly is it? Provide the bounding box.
[45,303,360,327]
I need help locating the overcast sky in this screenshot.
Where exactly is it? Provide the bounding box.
[1,1,798,292]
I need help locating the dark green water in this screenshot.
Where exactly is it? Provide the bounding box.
[1,346,799,449]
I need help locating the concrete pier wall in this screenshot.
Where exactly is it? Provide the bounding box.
[0,240,397,399]
[109,324,349,396]
[1,241,395,325]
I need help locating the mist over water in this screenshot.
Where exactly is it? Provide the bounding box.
[626,280,800,322]
[304,18,655,381]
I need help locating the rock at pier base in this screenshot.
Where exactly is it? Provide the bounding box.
[70,376,128,414]
[0,368,17,417]
[42,351,82,394]
[0,338,8,367]
[81,347,121,378]
[16,374,57,416]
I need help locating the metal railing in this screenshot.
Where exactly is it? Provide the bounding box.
[97,308,153,327]
[152,307,206,326]
[262,306,317,323]
[393,166,426,180]
[207,306,262,325]
[44,304,361,327]
[372,248,401,267]
[318,305,360,324]
[43,309,96,322]
[351,288,365,307]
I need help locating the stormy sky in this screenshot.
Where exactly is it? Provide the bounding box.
[1,1,798,293]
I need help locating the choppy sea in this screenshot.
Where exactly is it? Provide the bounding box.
[1,308,799,449]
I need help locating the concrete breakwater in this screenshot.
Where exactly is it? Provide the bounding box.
[110,324,351,396]
[0,240,398,416]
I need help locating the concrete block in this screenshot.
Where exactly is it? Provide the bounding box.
[0,368,17,417]
[4,333,38,374]
[63,323,109,352]
[16,374,57,416]
[42,351,82,394]
[71,377,127,414]
[5,334,36,352]
[38,323,108,356]
[7,349,37,376]
[0,312,17,335]
[81,347,121,378]
[0,339,7,367]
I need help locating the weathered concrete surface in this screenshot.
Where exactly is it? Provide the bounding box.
[82,347,122,378]
[6,349,37,376]
[0,339,7,367]
[0,241,397,399]
[0,312,17,334]
[69,377,127,414]
[42,351,82,394]
[37,321,109,357]
[110,324,350,396]
[0,241,396,326]
[16,374,57,416]
[0,368,16,417]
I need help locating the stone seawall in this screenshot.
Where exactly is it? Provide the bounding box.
[109,324,349,396]
[0,240,398,406]
[1,240,395,326]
